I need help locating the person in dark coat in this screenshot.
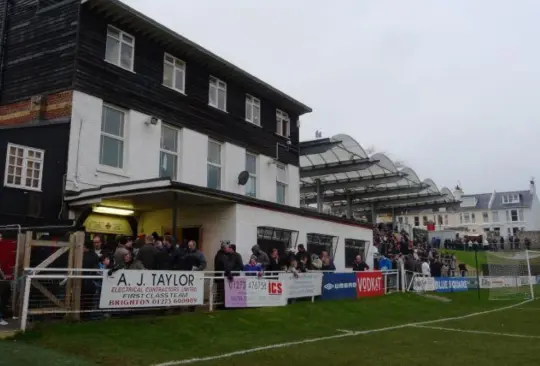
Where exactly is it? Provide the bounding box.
[137,235,160,270]
[214,242,234,309]
[229,244,244,272]
[181,240,207,271]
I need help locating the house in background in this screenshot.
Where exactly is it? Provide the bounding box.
[397,180,540,238]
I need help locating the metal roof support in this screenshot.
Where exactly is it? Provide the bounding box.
[300,173,404,194]
[316,179,323,213]
[338,194,447,211]
[302,184,428,205]
[346,194,353,219]
[371,205,377,225]
[299,138,343,156]
[300,158,377,178]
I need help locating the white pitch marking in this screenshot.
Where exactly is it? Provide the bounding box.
[151,300,532,366]
[413,324,540,339]
[336,329,354,334]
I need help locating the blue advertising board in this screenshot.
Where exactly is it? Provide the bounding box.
[434,277,469,293]
[464,277,479,289]
[321,273,357,300]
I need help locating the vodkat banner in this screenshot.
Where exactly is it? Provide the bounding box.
[278,272,323,299]
[356,271,384,297]
[225,277,287,308]
[99,270,204,308]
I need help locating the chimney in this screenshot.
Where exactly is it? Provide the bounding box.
[453,184,463,201]
[530,178,536,195]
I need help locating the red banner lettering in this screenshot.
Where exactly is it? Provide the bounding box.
[356,271,384,298]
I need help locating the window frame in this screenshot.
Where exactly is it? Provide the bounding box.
[502,194,520,204]
[245,152,257,197]
[159,124,180,180]
[207,139,222,190]
[492,211,499,222]
[208,76,227,112]
[276,109,290,137]
[99,103,127,170]
[276,163,288,204]
[443,214,448,225]
[463,213,470,224]
[245,94,261,126]
[163,53,186,94]
[482,212,489,223]
[105,25,135,72]
[4,143,45,191]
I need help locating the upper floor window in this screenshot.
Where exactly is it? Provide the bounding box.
[482,212,489,223]
[105,25,135,71]
[502,194,520,204]
[159,125,179,179]
[207,140,222,189]
[100,104,126,169]
[245,95,261,126]
[443,214,448,225]
[209,76,227,111]
[245,153,257,197]
[163,53,186,94]
[463,213,470,224]
[507,209,523,222]
[4,143,44,191]
[276,163,287,204]
[276,109,290,137]
[492,211,499,222]
[471,213,476,224]
[414,216,419,226]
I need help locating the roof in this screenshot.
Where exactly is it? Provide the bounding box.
[460,190,534,210]
[86,0,312,115]
[298,134,459,212]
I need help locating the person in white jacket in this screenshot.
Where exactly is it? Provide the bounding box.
[421,258,431,277]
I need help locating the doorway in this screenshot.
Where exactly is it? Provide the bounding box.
[181,226,202,250]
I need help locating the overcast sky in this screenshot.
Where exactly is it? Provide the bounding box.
[124,0,539,195]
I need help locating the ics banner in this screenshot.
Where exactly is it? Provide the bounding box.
[356,271,385,297]
[99,270,204,308]
[321,273,357,300]
[225,277,287,308]
[278,272,323,299]
[434,277,468,293]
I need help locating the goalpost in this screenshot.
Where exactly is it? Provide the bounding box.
[484,250,539,301]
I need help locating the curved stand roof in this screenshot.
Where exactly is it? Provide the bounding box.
[299,134,459,214]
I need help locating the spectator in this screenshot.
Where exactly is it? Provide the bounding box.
[114,236,130,266]
[320,250,336,271]
[137,235,160,270]
[421,258,431,277]
[295,244,311,269]
[117,251,145,270]
[229,244,244,272]
[182,240,206,271]
[430,258,442,278]
[268,248,282,273]
[352,255,369,271]
[92,235,103,259]
[243,258,263,275]
[214,243,233,277]
[250,245,270,269]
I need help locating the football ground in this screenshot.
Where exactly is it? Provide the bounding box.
[1,290,539,366]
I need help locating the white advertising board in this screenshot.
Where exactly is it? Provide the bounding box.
[99,270,204,309]
[278,272,323,299]
[225,277,287,308]
[413,276,435,292]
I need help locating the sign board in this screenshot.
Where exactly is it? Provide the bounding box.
[434,277,468,293]
[356,271,384,297]
[84,214,132,235]
[99,270,204,308]
[321,273,357,300]
[225,277,287,308]
[413,276,436,292]
[278,272,323,299]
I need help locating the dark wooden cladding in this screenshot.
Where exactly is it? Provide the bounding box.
[75,5,300,166]
[0,122,70,227]
[0,0,79,104]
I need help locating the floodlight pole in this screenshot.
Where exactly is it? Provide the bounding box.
[474,246,481,300]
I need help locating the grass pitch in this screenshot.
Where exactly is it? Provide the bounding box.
[1,291,539,366]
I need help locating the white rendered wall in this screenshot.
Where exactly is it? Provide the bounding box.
[67,91,300,207]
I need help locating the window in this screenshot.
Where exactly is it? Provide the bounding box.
[422,216,428,225]
[443,215,448,225]
[398,217,403,224]
[508,209,524,222]
[463,213,470,224]
[307,233,337,258]
[245,153,257,197]
[437,215,443,225]
[482,212,489,223]
[414,216,419,227]
[257,227,297,256]
[276,109,290,137]
[4,143,44,190]
[471,213,476,224]
[345,239,368,268]
[105,25,134,71]
[159,125,179,179]
[404,216,409,225]
[502,194,520,204]
[245,95,261,125]
[99,105,125,169]
[163,53,186,93]
[276,164,287,204]
[492,211,499,222]
[207,140,222,189]
[209,76,227,111]
[459,213,463,224]
[493,227,500,235]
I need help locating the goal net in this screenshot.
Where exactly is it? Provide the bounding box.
[484,250,539,301]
